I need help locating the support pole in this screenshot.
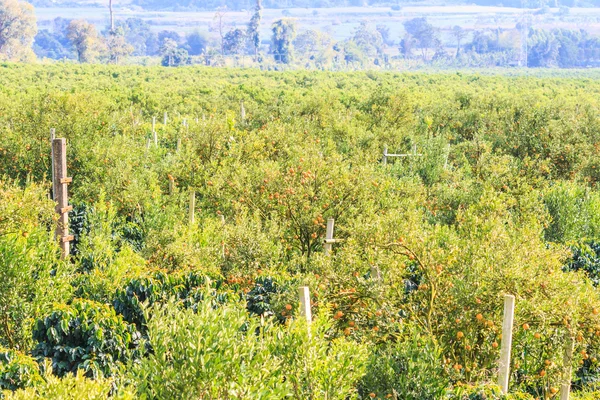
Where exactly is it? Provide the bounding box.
[168,176,174,194]
[498,294,515,394]
[240,100,246,121]
[50,128,56,201]
[324,218,335,256]
[163,112,168,125]
[560,334,575,400]
[299,286,312,338]
[383,145,388,165]
[52,138,73,259]
[189,191,196,224]
[152,117,157,146]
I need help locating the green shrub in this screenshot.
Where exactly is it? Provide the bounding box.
[113,271,232,331]
[0,183,73,350]
[32,300,141,378]
[131,299,291,399]
[4,368,135,400]
[0,349,43,392]
[358,326,448,400]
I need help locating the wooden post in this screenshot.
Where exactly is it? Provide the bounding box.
[146,138,151,149]
[52,138,73,259]
[189,191,196,224]
[383,145,388,165]
[168,176,175,194]
[50,128,56,201]
[498,294,515,394]
[176,138,181,152]
[163,112,168,125]
[152,117,157,146]
[240,100,246,121]
[560,334,575,400]
[299,286,312,337]
[324,218,335,256]
[220,214,226,258]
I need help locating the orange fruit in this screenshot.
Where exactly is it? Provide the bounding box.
[456,331,464,340]
[534,332,541,339]
[369,393,376,399]
[476,313,483,321]
[522,323,530,331]
[539,370,546,377]
[285,304,292,311]
[492,342,498,348]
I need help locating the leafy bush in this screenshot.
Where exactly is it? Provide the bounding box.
[565,240,600,286]
[0,182,73,350]
[0,349,43,392]
[32,300,141,378]
[4,367,135,400]
[113,271,232,331]
[358,326,448,399]
[131,299,291,399]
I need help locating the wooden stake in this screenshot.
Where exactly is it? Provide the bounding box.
[152,116,156,132]
[240,100,246,121]
[50,128,56,201]
[163,112,168,125]
[383,145,388,165]
[152,117,157,146]
[561,334,575,400]
[168,176,174,194]
[177,138,181,152]
[324,218,335,256]
[52,138,72,259]
[299,286,312,337]
[498,294,515,394]
[189,191,196,224]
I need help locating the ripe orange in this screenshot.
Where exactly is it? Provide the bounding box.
[594,308,600,315]
[522,323,530,331]
[476,313,483,321]
[492,342,498,348]
[550,388,558,394]
[456,332,464,340]
[334,311,343,319]
[285,304,292,311]
[369,393,376,398]
[534,332,541,339]
[539,370,546,377]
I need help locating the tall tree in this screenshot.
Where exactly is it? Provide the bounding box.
[403,17,437,61]
[271,18,296,64]
[452,25,466,57]
[0,0,37,61]
[223,28,245,55]
[213,7,227,56]
[105,27,133,64]
[186,31,208,55]
[67,19,103,63]
[246,0,261,60]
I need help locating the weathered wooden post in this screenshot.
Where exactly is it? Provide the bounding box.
[50,128,56,200]
[177,138,181,152]
[560,334,575,400]
[324,218,335,256]
[168,175,175,194]
[498,294,516,394]
[52,138,73,259]
[299,286,312,338]
[163,112,168,125]
[189,191,196,224]
[240,100,246,121]
[382,145,388,165]
[152,117,157,146]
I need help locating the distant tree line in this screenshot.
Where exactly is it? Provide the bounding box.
[3,0,600,69]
